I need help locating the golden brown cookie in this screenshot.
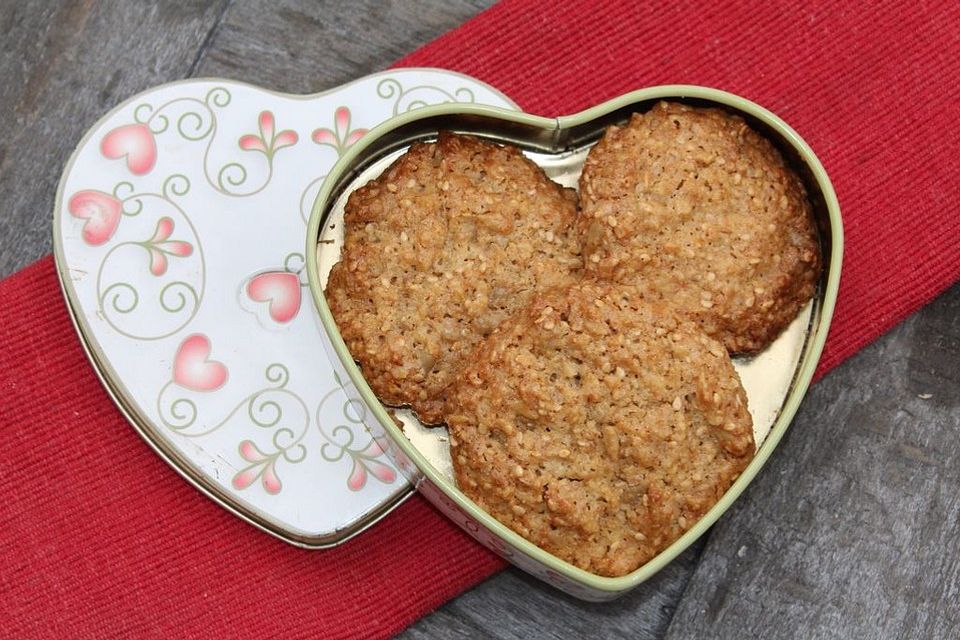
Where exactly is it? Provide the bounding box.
[579,101,821,353]
[446,281,755,577]
[326,132,582,424]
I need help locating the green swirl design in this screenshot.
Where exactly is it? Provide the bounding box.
[273,428,307,463]
[101,282,138,314]
[316,381,388,470]
[157,363,309,474]
[320,424,356,463]
[217,162,248,190]
[131,86,277,198]
[283,252,306,276]
[248,392,283,429]
[177,110,211,141]
[265,363,290,387]
[376,77,478,115]
[167,395,199,431]
[133,103,155,125]
[95,179,204,341]
[159,281,197,313]
[162,174,191,198]
[112,182,143,216]
[206,87,231,108]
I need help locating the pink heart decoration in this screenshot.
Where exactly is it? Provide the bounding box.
[173,334,228,392]
[246,271,301,324]
[100,123,157,175]
[68,190,122,246]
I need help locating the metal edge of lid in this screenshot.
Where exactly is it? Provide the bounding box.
[47,69,517,548]
[306,85,843,591]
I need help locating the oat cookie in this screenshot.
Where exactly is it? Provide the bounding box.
[579,101,820,353]
[326,132,582,424]
[446,281,755,577]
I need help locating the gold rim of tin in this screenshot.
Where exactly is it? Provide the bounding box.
[50,69,515,548]
[306,84,843,590]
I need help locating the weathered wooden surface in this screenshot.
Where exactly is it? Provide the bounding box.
[0,0,229,279]
[1,2,958,638]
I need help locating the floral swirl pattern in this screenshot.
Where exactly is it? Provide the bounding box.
[94,175,204,341]
[376,78,477,114]
[317,372,398,491]
[124,87,293,196]
[158,358,309,495]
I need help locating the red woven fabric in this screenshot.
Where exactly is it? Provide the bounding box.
[2,1,958,638]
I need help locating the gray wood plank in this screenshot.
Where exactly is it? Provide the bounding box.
[665,283,960,640]
[193,0,494,93]
[0,0,229,279]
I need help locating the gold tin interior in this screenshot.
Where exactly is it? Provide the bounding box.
[306,85,843,597]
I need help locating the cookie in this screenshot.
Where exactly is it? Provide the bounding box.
[326,132,582,424]
[579,101,820,353]
[446,280,755,577]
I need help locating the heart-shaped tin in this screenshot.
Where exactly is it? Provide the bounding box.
[53,69,517,547]
[306,85,842,599]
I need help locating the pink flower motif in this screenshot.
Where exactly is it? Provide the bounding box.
[311,106,367,156]
[68,190,123,245]
[238,110,298,160]
[233,440,283,494]
[345,437,397,491]
[173,334,228,392]
[100,123,157,175]
[245,271,302,324]
[140,216,193,276]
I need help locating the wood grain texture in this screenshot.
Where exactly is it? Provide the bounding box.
[1,2,958,638]
[193,0,494,92]
[665,282,960,639]
[0,0,229,279]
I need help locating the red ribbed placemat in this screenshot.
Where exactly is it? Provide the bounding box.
[2,1,959,638]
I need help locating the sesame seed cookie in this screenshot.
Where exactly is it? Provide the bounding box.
[445,280,755,577]
[325,132,582,425]
[579,101,821,353]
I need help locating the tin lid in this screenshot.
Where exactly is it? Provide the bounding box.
[52,70,517,547]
